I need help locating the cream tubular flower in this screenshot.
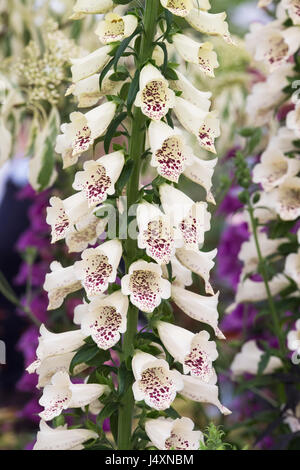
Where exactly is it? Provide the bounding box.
[65,213,108,253]
[145,417,203,450]
[44,262,82,310]
[74,239,122,299]
[95,12,138,44]
[70,46,112,83]
[277,0,300,25]
[287,319,300,351]
[160,0,193,17]
[174,97,220,153]
[72,0,113,19]
[164,257,193,287]
[159,184,211,251]
[231,340,283,376]
[171,285,224,339]
[33,420,98,450]
[287,102,300,137]
[181,375,231,415]
[34,325,86,362]
[121,260,171,313]
[183,156,217,204]
[66,72,121,108]
[132,351,183,410]
[148,121,193,182]
[186,10,232,44]
[81,291,129,349]
[171,70,211,111]
[39,371,107,421]
[157,322,218,380]
[275,176,300,220]
[73,151,125,207]
[284,248,300,288]
[136,202,180,265]
[176,247,217,294]
[135,64,175,120]
[173,34,219,77]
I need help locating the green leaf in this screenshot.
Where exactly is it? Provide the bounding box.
[96,402,119,427]
[113,27,141,71]
[69,343,100,373]
[0,270,19,306]
[127,69,140,110]
[99,57,115,89]
[104,112,127,153]
[258,351,271,375]
[164,67,178,81]
[115,158,134,194]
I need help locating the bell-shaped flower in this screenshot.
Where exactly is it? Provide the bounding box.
[135,64,175,120]
[70,46,112,82]
[253,147,300,192]
[160,0,193,16]
[72,0,113,20]
[162,257,193,288]
[176,247,217,295]
[174,97,220,153]
[73,151,125,207]
[95,12,138,44]
[186,10,233,44]
[80,291,129,349]
[157,322,218,380]
[231,340,283,376]
[66,72,121,108]
[121,260,171,313]
[183,156,217,204]
[148,121,193,182]
[145,417,203,450]
[137,202,181,264]
[171,285,224,339]
[277,0,300,26]
[39,371,107,421]
[65,213,108,253]
[159,184,211,251]
[180,374,231,415]
[287,319,300,351]
[44,262,82,310]
[74,239,122,299]
[34,324,86,362]
[275,176,300,220]
[33,420,98,450]
[287,102,300,138]
[284,248,300,289]
[171,70,211,111]
[132,351,183,410]
[173,34,219,77]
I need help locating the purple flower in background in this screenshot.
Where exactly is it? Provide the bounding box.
[218,188,243,216]
[221,303,257,334]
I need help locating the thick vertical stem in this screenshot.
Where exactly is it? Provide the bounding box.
[117,0,160,450]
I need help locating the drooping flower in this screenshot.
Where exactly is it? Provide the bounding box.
[173,34,219,77]
[284,248,300,288]
[95,12,138,44]
[121,260,171,313]
[171,70,211,111]
[159,184,211,251]
[145,417,203,450]
[70,46,113,82]
[185,9,233,44]
[183,156,217,204]
[277,0,300,26]
[74,239,122,299]
[171,285,224,339]
[33,420,98,450]
[230,340,283,376]
[157,322,218,380]
[65,213,108,253]
[66,72,121,108]
[132,351,183,410]
[160,0,194,17]
[148,120,192,182]
[80,290,129,349]
[44,262,82,310]
[163,256,193,288]
[287,319,300,351]
[287,102,300,137]
[175,247,217,294]
[72,0,113,19]
[55,102,116,168]
[174,96,220,153]
[135,64,175,120]
[39,371,107,421]
[275,176,300,220]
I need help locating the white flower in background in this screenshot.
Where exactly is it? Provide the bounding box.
[287,319,300,351]
[39,371,107,421]
[72,0,113,19]
[74,239,122,299]
[145,417,203,450]
[171,70,211,111]
[284,404,300,433]
[55,102,116,168]
[175,247,217,294]
[44,262,82,310]
[95,12,138,44]
[284,248,300,288]
[253,147,300,192]
[163,256,193,287]
[148,120,192,182]
[136,202,180,264]
[159,184,211,251]
[157,322,218,380]
[275,176,300,220]
[171,286,223,338]
[258,0,272,6]
[70,46,112,83]
[121,260,171,313]
[186,10,232,44]
[0,119,12,166]
[73,151,125,207]
[231,340,283,376]
[183,156,217,204]
[180,374,231,415]
[287,102,300,137]
[173,34,219,77]
[33,420,97,450]
[174,97,220,153]
[66,72,121,108]
[80,291,128,349]
[65,213,108,253]
[277,0,300,26]
[249,190,277,224]
[135,64,175,120]
[268,127,298,154]
[132,351,183,410]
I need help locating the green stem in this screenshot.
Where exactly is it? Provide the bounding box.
[117,0,160,450]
